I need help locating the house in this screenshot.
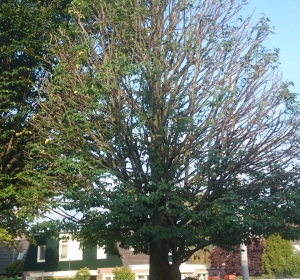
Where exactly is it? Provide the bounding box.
[0,236,30,276]
[23,234,124,280]
[23,234,208,280]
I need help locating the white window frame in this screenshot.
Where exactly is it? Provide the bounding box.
[59,234,83,261]
[102,275,116,280]
[136,275,149,280]
[37,245,46,263]
[97,246,107,259]
[60,239,68,260]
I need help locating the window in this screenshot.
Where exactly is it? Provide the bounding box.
[59,234,82,261]
[137,276,149,280]
[37,245,46,262]
[103,276,116,280]
[97,246,107,259]
[17,252,24,260]
[61,240,68,259]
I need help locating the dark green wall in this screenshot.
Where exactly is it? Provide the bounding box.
[23,236,122,272]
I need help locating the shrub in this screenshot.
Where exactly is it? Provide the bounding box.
[6,260,23,277]
[262,234,300,277]
[75,267,91,280]
[210,240,264,277]
[112,267,135,280]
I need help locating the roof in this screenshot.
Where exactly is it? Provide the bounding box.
[117,244,149,267]
[0,237,30,275]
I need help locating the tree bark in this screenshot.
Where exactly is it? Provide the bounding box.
[149,241,181,280]
[169,262,182,280]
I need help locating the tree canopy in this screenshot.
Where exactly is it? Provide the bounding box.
[0,0,70,237]
[29,0,300,279]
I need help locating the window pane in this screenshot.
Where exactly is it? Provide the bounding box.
[40,246,46,260]
[97,246,106,259]
[70,240,83,260]
[17,252,24,260]
[59,235,83,261]
[37,245,46,262]
[61,243,68,259]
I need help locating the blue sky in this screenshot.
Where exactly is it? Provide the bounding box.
[242,0,300,92]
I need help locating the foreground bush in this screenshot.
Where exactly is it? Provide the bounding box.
[76,267,91,280]
[113,267,135,280]
[6,260,23,277]
[262,234,300,277]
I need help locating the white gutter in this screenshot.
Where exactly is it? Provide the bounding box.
[28,270,98,277]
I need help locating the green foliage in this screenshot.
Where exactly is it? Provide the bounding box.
[75,267,91,280]
[262,234,300,277]
[112,267,135,280]
[6,260,23,277]
[0,0,71,236]
[28,0,300,280]
[0,228,13,243]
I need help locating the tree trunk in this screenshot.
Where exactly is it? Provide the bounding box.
[169,262,182,280]
[149,241,181,280]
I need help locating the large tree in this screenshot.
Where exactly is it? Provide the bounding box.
[30,0,300,279]
[0,0,70,237]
